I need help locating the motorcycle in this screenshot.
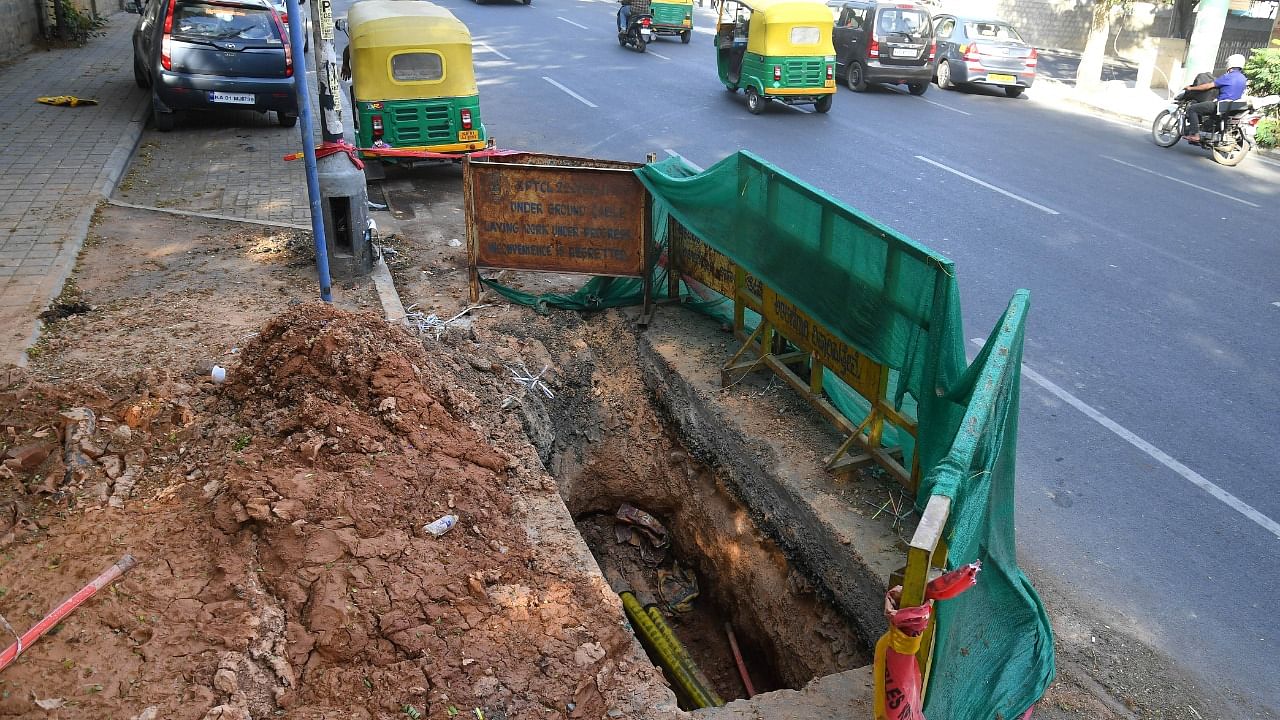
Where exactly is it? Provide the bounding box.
[618,12,655,52]
[1151,91,1280,167]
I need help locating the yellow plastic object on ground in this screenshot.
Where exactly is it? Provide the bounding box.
[36,96,98,107]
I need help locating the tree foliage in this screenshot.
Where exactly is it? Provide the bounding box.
[1243,40,1280,99]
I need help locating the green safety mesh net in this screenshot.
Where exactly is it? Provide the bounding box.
[481,151,1054,718]
[919,289,1055,718]
[634,151,967,477]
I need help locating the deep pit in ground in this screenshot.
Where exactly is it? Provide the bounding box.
[500,310,873,708]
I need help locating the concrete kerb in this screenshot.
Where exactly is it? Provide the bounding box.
[106,199,312,231]
[17,91,150,366]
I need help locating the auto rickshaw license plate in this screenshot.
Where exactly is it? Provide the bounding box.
[987,74,1016,84]
[459,130,479,141]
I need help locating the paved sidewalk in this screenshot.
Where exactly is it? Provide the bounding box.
[113,103,310,228]
[0,13,148,366]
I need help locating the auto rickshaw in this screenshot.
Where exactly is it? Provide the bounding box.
[346,0,487,158]
[650,0,694,43]
[715,0,836,114]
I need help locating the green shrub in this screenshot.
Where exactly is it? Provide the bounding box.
[1243,40,1280,99]
[1255,117,1278,149]
[45,0,106,44]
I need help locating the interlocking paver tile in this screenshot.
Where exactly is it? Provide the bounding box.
[0,12,147,365]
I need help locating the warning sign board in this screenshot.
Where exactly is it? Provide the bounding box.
[466,156,647,279]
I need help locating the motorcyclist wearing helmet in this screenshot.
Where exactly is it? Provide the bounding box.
[1182,54,1248,143]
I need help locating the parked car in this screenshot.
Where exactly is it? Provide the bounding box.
[931,15,1036,97]
[129,0,299,131]
[825,0,936,95]
[268,0,311,52]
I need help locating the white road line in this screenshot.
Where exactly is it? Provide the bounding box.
[1105,156,1261,208]
[1252,154,1280,170]
[920,97,971,115]
[476,42,510,61]
[542,76,598,108]
[557,16,589,29]
[972,337,1280,541]
[649,50,671,60]
[915,155,1060,215]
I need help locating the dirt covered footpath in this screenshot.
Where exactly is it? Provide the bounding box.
[0,205,672,719]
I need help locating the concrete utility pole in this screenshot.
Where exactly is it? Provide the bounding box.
[1184,0,1230,77]
[310,0,373,278]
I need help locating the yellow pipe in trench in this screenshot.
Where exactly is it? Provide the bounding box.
[645,605,726,707]
[620,592,723,708]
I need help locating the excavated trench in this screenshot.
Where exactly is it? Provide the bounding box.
[508,313,873,709]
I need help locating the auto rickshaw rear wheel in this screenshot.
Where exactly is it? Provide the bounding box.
[815,94,832,113]
[278,112,298,128]
[746,87,764,114]
[681,30,690,43]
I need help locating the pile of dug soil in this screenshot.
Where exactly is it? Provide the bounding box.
[0,305,669,720]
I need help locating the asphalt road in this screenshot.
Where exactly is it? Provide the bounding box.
[331,0,1280,713]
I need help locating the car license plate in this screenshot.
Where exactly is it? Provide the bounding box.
[987,73,1016,84]
[208,91,255,105]
[891,48,915,58]
[458,130,479,141]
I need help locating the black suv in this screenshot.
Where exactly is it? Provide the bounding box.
[825,0,935,95]
[129,0,299,131]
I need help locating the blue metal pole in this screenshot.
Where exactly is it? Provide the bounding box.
[284,0,333,302]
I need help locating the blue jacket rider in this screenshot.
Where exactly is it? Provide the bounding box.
[1182,54,1247,143]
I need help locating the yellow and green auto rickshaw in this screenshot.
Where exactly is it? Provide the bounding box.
[650,0,693,43]
[715,0,836,114]
[346,0,487,159]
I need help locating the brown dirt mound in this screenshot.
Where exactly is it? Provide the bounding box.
[0,305,663,720]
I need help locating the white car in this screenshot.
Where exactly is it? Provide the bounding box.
[269,0,312,52]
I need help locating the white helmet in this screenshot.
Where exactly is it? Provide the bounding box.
[1227,54,1246,69]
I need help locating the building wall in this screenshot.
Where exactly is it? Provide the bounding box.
[0,0,124,63]
[0,0,43,62]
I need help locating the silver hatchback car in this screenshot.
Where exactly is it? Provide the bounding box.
[932,15,1036,97]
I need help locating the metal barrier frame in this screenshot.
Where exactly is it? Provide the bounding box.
[667,220,921,492]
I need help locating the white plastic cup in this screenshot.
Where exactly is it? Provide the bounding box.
[211,365,227,384]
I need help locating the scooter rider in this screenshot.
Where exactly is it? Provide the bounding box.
[1182,54,1248,143]
[618,0,651,32]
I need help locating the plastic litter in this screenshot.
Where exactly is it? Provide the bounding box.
[873,562,981,720]
[656,563,699,613]
[36,96,98,107]
[423,514,458,537]
[500,362,554,409]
